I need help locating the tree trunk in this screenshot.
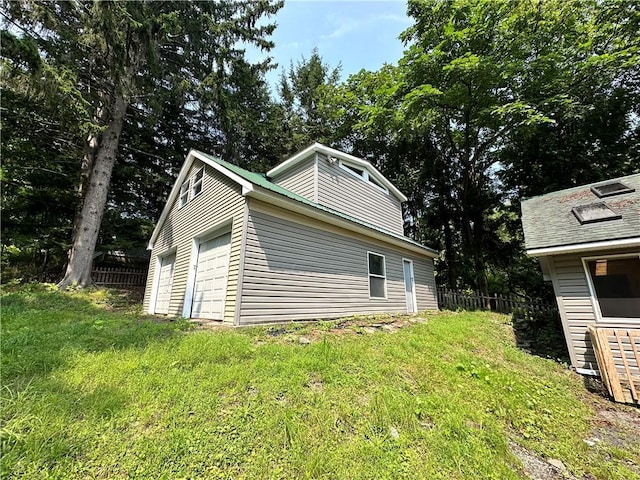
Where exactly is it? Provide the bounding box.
[57,94,128,289]
[66,112,103,274]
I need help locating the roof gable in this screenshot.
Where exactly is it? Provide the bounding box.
[148,149,436,257]
[521,173,640,255]
[267,143,408,202]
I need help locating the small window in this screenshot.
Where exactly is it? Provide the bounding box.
[585,255,640,319]
[192,168,204,198]
[572,203,621,224]
[341,162,365,178]
[590,182,635,198]
[339,160,389,194]
[368,252,387,298]
[368,175,388,193]
[179,181,189,207]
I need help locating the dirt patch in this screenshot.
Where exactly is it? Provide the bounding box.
[579,377,640,449]
[251,314,428,344]
[592,407,640,450]
[509,441,581,480]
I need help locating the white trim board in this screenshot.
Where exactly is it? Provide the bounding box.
[527,237,640,257]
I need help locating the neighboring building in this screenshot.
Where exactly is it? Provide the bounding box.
[521,174,640,375]
[143,143,438,325]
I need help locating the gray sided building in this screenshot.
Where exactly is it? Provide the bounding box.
[143,143,439,325]
[520,174,640,375]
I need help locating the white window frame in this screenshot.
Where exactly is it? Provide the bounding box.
[178,167,205,208]
[367,251,387,299]
[338,160,389,195]
[178,180,190,208]
[581,252,640,323]
[191,167,204,199]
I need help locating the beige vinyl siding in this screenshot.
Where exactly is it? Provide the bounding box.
[143,160,245,323]
[548,247,640,372]
[315,154,404,235]
[270,154,316,201]
[239,200,436,324]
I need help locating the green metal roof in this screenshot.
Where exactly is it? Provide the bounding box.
[195,150,437,255]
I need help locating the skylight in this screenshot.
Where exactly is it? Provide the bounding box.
[572,203,622,225]
[590,182,635,198]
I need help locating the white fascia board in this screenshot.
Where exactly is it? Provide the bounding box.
[267,143,408,203]
[246,188,437,258]
[526,237,640,257]
[266,143,320,177]
[147,150,254,250]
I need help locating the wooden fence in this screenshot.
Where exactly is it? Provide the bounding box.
[437,288,556,314]
[91,267,148,290]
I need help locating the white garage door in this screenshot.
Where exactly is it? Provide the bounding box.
[154,253,175,314]
[191,232,231,320]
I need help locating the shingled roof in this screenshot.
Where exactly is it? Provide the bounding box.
[521,173,640,255]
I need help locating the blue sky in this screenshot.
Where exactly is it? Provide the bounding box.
[253,0,412,94]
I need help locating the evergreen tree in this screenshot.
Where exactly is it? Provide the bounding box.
[2,0,282,287]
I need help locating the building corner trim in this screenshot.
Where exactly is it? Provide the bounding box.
[234,200,250,326]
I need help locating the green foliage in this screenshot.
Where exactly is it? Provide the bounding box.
[277,48,342,152]
[319,0,639,296]
[0,87,79,281]
[2,0,638,292]
[1,0,285,281]
[2,286,638,479]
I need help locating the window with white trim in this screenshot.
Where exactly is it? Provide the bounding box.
[192,168,204,198]
[179,167,205,208]
[179,181,189,207]
[342,163,365,178]
[584,254,640,320]
[368,252,387,298]
[338,160,389,194]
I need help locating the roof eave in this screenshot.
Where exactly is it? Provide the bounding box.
[526,237,640,257]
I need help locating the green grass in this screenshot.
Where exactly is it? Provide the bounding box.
[2,284,638,479]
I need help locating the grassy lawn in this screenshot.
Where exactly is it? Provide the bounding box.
[1,284,638,479]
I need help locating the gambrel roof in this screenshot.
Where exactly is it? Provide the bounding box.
[521,173,640,256]
[148,149,437,257]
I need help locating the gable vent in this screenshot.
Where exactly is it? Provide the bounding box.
[590,182,635,198]
[572,202,622,225]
